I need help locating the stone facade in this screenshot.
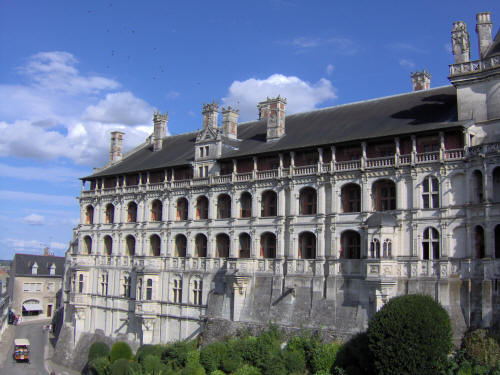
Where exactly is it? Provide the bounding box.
[61,12,500,353]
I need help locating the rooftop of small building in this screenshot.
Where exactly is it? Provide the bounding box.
[86,85,464,179]
[11,253,65,277]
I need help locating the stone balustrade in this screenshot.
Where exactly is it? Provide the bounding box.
[449,55,500,76]
[81,144,500,198]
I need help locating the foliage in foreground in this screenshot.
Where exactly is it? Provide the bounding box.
[367,294,453,375]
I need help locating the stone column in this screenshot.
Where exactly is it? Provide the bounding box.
[318,181,326,215]
[278,186,286,217]
[277,228,284,258]
[316,227,325,259]
[229,231,238,258]
[230,276,250,321]
[361,177,371,212]
[208,192,215,220]
[251,231,259,258]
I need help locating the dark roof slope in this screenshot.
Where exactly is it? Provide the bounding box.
[88,85,460,179]
[485,29,500,58]
[11,254,65,277]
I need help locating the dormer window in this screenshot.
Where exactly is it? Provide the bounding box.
[199,147,204,157]
[31,262,38,275]
[49,263,56,276]
[205,146,209,156]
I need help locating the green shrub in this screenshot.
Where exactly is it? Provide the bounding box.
[142,354,168,374]
[111,358,132,375]
[89,341,111,362]
[89,356,111,375]
[334,332,374,375]
[462,329,500,368]
[110,342,133,363]
[200,341,227,373]
[231,364,262,375]
[233,335,258,364]
[367,294,452,375]
[182,350,206,375]
[313,371,330,375]
[310,342,342,374]
[282,346,306,374]
[135,344,164,363]
[251,328,284,374]
[163,341,197,370]
[210,371,225,375]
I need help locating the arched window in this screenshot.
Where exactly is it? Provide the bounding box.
[341,184,361,213]
[176,198,188,220]
[494,168,500,203]
[146,279,153,300]
[137,278,143,300]
[216,233,230,258]
[341,231,360,259]
[172,276,182,303]
[196,196,209,220]
[299,187,317,215]
[103,236,113,255]
[240,192,252,218]
[239,233,251,258]
[472,170,484,204]
[383,239,392,258]
[195,234,207,257]
[260,232,276,258]
[372,179,396,211]
[192,277,203,305]
[127,202,137,222]
[78,274,84,293]
[370,238,380,258]
[85,205,94,224]
[422,176,439,208]
[261,190,277,217]
[105,204,115,223]
[422,227,439,260]
[475,226,485,259]
[217,194,231,219]
[151,199,162,221]
[125,235,135,256]
[175,234,187,257]
[123,275,131,298]
[150,234,161,256]
[83,236,92,255]
[495,225,500,259]
[299,232,316,259]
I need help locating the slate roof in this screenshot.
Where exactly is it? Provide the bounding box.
[485,29,500,58]
[87,85,462,179]
[11,254,65,277]
[365,213,398,227]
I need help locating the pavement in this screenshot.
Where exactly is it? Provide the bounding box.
[0,320,80,375]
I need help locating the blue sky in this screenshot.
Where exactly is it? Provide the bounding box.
[0,1,498,259]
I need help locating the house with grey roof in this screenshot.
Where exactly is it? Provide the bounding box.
[9,253,65,321]
[60,11,500,353]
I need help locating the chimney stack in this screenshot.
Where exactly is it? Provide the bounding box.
[452,21,471,63]
[476,12,492,59]
[110,131,124,163]
[258,96,287,142]
[152,111,168,152]
[202,101,219,130]
[411,70,431,91]
[222,106,239,139]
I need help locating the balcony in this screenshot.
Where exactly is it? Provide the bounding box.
[449,55,500,76]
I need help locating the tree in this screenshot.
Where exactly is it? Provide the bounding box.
[367,294,452,375]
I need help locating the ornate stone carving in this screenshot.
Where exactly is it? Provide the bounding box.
[452,21,470,63]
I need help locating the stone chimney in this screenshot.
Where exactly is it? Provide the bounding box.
[202,101,219,129]
[222,106,239,139]
[476,12,492,59]
[258,96,287,142]
[110,131,124,163]
[452,21,471,63]
[411,70,431,91]
[152,111,168,152]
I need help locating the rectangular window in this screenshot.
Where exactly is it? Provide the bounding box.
[193,280,202,305]
[23,283,30,292]
[173,279,182,303]
[199,167,203,177]
[35,283,41,292]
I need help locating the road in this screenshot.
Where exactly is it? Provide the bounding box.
[0,321,50,375]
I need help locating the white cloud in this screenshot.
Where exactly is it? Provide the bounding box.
[22,213,45,225]
[0,51,155,166]
[326,64,334,76]
[399,59,415,69]
[167,90,180,99]
[1,237,67,254]
[82,91,154,126]
[285,37,357,55]
[222,74,337,121]
[0,190,76,206]
[20,51,119,94]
